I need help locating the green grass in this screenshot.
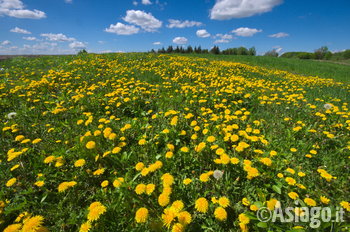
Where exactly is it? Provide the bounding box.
[180,54,350,83]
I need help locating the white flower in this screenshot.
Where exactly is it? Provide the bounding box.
[324,103,332,110]
[6,112,17,119]
[213,170,224,180]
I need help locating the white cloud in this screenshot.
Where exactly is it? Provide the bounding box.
[132,1,138,6]
[215,33,233,40]
[196,29,210,38]
[123,10,162,32]
[65,0,73,3]
[210,0,282,20]
[69,41,86,50]
[10,27,31,34]
[41,33,75,42]
[98,40,105,44]
[269,32,289,38]
[153,41,162,45]
[0,0,46,19]
[232,27,262,37]
[141,0,152,5]
[23,36,37,41]
[173,37,188,45]
[214,39,230,44]
[0,0,24,9]
[1,40,11,45]
[105,22,140,35]
[167,19,202,28]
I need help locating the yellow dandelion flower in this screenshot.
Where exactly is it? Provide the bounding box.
[135,208,148,223]
[304,198,316,207]
[35,181,45,187]
[79,221,91,232]
[74,159,86,167]
[207,136,216,142]
[320,196,330,204]
[135,162,144,171]
[288,192,299,200]
[86,141,96,149]
[214,207,227,221]
[4,224,22,232]
[183,178,192,185]
[6,178,17,187]
[158,193,170,207]
[239,213,250,224]
[113,178,124,188]
[146,184,155,195]
[87,202,107,222]
[135,184,146,195]
[177,211,192,225]
[195,198,208,213]
[22,215,44,232]
[172,223,184,232]
[218,197,230,208]
[101,180,109,188]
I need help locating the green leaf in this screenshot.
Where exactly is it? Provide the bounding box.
[257,222,268,228]
[272,185,281,194]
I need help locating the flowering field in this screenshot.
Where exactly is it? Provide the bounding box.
[0,53,349,231]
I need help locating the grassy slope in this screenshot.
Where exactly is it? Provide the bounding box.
[180,54,350,83]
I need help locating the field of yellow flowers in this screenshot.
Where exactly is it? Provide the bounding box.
[0,53,349,231]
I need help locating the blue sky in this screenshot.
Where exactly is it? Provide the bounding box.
[0,0,349,55]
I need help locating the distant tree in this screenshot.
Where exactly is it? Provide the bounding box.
[166,46,174,53]
[248,47,256,56]
[195,46,202,53]
[186,46,193,53]
[158,47,166,53]
[237,47,249,55]
[175,46,180,53]
[202,49,209,54]
[343,49,350,59]
[77,49,88,55]
[150,49,155,53]
[314,46,329,59]
[210,46,220,54]
[264,49,279,57]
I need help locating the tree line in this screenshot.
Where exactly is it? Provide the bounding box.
[264,46,350,60]
[149,46,256,56]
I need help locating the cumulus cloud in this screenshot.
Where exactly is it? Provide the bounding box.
[232,27,262,37]
[210,0,282,20]
[215,33,233,40]
[105,22,140,35]
[153,41,162,45]
[0,0,46,19]
[196,29,210,38]
[173,37,188,45]
[167,19,202,28]
[141,0,152,5]
[69,41,86,50]
[41,33,75,42]
[123,10,162,32]
[269,32,289,38]
[23,36,37,41]
[214,39,230,44]
[65,0,73,3]
[1,40,11,45]
[10,27,31,34]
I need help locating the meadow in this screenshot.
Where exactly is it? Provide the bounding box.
[0,53,349,231]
